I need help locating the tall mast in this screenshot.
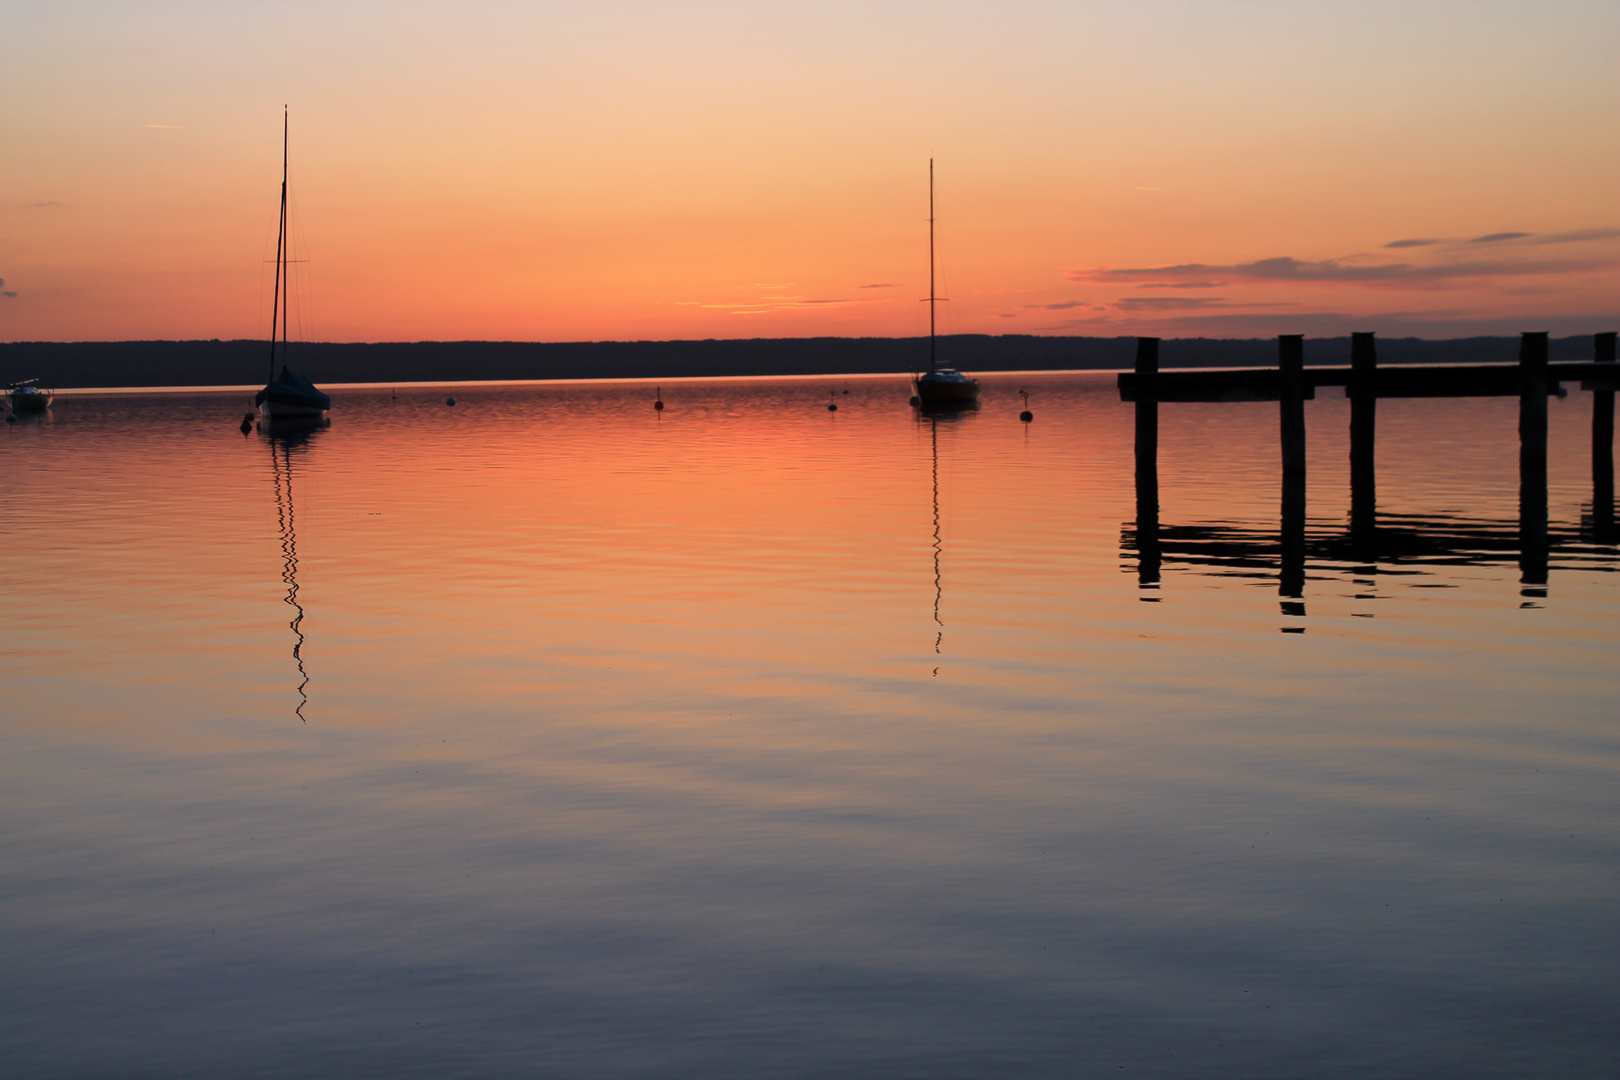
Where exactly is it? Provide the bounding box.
[268,105,288,381]
[928,158,936,374]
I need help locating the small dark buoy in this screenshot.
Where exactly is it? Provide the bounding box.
[240,411,255,434]
[828,402,837,411]
[1019,388,1033,422]
[842,389,849,394]
[909,395,920,407]
[4,411,16,424]
[446,396,456,406]
[653,386,665,412]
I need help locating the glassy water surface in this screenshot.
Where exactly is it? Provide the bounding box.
[3,374,1616,1078]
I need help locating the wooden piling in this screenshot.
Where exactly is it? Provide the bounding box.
[1349,332,1377,556]
[1594,332,1615,542]
[1519,332,1549,586]
[1279,335,1306,598]
[1134,337,1161,586]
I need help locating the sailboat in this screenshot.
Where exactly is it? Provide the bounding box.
[911,159,980,409]
[256,107,330,420]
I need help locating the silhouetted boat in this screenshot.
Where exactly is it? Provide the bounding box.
[255,106,329,420]
[912,160,980,410]
[6,379,54,412]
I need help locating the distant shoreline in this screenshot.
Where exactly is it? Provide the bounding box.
[4,334,1610,390]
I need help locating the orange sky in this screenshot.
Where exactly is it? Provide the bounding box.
[4,1,1619,343]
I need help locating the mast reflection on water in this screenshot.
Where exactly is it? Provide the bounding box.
[262,419,325,721]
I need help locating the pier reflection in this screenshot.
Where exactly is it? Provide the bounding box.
[1123,506,1617,599]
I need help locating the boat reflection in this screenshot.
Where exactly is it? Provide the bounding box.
[929,416,943,665]
[261,419,322,720]
[919,410,974,672]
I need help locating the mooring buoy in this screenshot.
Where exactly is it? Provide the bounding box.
[1019,389,1033,422]
[654,386,664,411]
[446,396,456,406]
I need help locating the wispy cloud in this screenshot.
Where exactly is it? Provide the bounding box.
[1,279,15,299]
[1069,254,1612,290]
[1023,300,1089,310]
[687,293,884,315]
[1383,228,1620,250]
[1539,228,1620,245]
[1037,308,1620,338]
[858,283,899,289]
[1114,296,1229,311]
[1138,281,1224,289]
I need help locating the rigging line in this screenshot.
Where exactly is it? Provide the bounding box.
[268,105,288,383]
[279,105,289,368]
[928,158,936,374]
[287,177,314,345]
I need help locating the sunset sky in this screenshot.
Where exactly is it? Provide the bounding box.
[4,0,1618,343]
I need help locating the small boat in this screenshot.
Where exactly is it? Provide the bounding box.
[912,367,980,407]
[256,367,331,418]
[6,379,54,412]
[255,106,328,420]
[911,160,980,410]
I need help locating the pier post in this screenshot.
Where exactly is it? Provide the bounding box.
[1349,332,1377,558]
[1134,337,1161,587]
[1279,335,1306,599]
[1594,332,1615,542]
[1519,332,1549,588]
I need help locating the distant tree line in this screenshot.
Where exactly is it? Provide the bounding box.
[0,334,1599,389]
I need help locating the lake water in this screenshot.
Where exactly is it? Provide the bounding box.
[3,373,1616,1078]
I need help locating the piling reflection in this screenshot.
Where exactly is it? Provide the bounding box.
[1592,332,1616,545]
[1133,338,1161,595]
[1121,504,1619,595]
[261,419,323,721]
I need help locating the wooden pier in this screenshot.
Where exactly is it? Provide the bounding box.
[1120,331,1618,603]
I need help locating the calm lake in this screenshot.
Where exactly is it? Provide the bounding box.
[3,372,1616,1078]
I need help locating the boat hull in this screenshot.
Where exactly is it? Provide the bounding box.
[258,399,329,418]
[912,373,981,407]
[7,391,53,411]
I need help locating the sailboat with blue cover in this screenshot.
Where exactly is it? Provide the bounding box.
[256,107,330,419]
